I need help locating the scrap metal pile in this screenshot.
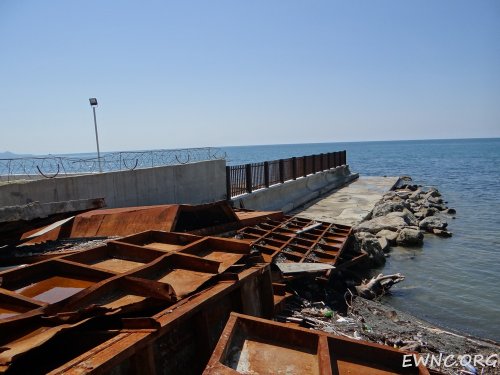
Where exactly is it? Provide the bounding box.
[0,201,430,374]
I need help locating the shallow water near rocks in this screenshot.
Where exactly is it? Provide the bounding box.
[222,138,500,342]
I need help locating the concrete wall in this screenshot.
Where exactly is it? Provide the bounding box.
[232,165,359,213]
[0,160,226,208]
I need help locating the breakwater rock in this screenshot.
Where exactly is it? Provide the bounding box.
[353,176,455,265]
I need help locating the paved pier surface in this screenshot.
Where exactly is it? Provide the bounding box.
[293,176,399,226]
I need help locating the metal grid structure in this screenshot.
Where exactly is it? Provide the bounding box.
[235,215,352,267]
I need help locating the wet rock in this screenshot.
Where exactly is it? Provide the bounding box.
[396,228,424,246]
[355,213,407,234]
[445,208,456,215]
[432,229,453,237]
[376,229,399,245]
[419,216,448,231]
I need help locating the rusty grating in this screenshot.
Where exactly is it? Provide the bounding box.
[235,215,352,270]
[204,312,429,375]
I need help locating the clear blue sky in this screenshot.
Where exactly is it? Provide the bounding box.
[1,1,499,154]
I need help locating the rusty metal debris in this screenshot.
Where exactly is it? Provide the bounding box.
[234,215,352,281]
[0,202,432,374]
[17,201,282,244]
[204,312,429,374]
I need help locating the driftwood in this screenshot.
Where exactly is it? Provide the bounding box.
[354,273,405,299]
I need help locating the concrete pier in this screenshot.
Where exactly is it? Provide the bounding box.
[292,176,399,226]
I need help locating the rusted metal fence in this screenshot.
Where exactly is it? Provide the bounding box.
[226,150,346,199]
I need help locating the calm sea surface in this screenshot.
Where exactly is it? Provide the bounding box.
[221,139,500,342]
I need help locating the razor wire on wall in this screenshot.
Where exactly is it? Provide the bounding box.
[0,148,226,182]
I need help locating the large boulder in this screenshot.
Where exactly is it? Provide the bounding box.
[376,229,399,245]
[387,210,419,227]
[355,212,407,234]
[372,201,404,218]
[396,228,424,246]
[419,216,448,231]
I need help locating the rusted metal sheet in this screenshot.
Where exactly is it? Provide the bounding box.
[0,265,273,375]
[203,312,430,375]
[233,208,285,227]
[19,201,247,245]
[114,230,202,252]
[0,226,269,374]
[235,216,352,278]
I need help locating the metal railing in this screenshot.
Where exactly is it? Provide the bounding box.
[226,150,347,199]
[0,147,226,182]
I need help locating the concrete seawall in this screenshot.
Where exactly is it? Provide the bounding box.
[0,159,226,208]
[232,165,358,213]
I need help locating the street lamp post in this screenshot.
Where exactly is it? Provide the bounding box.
[89,98,102,172]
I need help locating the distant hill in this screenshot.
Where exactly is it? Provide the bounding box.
[0,151,33,159]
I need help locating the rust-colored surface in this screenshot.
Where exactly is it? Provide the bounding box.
[233,208,285,227]
[20,201,247,245]
[115,230,202,252]
[235,215,352,279]
[0,226,268,373]
[203,313,430,375]
[0,203,363,374]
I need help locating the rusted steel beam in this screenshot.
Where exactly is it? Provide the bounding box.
[203,313,430,375]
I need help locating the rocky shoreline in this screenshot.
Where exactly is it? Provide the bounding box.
[353,176,455,267]
[280,176,499,374]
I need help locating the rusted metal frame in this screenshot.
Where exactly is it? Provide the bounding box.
[298,223,335,264]
[319,153,324,171]
[63,242,165,267]
[48,331,154,375]
[204,312,429,375]
[292,157,297,180]
[0,258,115,292]
[292,224,331,263]
[113,230,202,249]
[50,265,271,375]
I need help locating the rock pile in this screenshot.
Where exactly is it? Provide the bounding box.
[353,176,455,265]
